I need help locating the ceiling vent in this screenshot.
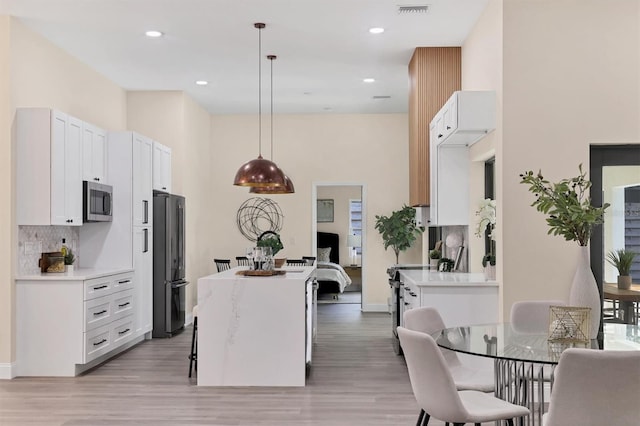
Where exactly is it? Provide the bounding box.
[373,95,391,99]
[397,5,430,14]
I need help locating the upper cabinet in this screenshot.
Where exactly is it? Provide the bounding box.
[432,91,496,147]
[17,108,83,226]
[82,123,108,184]
[152,141,172,193]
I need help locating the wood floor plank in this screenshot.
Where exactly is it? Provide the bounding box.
[0,304,493,425]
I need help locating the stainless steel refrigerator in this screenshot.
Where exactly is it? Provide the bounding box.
[152,191,188,338]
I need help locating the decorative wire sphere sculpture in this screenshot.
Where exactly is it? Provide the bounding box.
[236,197,284,242]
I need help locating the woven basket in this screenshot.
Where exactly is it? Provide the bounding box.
[548,305,591,343]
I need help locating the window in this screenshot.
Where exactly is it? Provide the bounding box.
[349,199,362,255]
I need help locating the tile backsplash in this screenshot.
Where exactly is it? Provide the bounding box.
[18,226,79,275]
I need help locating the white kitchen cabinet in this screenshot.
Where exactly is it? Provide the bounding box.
[17,108,83,226]
[82,123,108,184]
[153,141,172,192]
[16,270,137,377]
[133,226,152,335]
[429,123,469,225]
[431,91,496,147]
[133,134,153,227]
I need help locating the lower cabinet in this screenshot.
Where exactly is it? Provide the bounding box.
[16,271,138,377]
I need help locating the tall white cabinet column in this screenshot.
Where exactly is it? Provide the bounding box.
[80,132,154,337]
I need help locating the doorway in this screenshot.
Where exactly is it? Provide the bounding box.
[590,144,640,329]
[312,183,366,308]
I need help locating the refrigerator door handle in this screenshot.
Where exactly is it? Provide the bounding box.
[178,203,185,274]
[143,200,149,224]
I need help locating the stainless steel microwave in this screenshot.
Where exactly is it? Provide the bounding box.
[83,181,113,222]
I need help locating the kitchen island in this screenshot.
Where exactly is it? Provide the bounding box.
[197,266,316,387]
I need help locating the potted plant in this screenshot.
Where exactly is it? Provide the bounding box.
[438,257,455,272]
[375,205,424,264]
[475,198,497,279]
[429,249,441,269]
[482,254,496,280]
[64,249,76,273]
[520,164,610,338]
[257,231,285,268]
[606,249,637,290]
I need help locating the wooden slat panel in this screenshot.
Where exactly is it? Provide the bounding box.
[408,47,461,206]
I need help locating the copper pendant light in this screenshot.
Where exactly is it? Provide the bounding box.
[233,23,286,188]
[250,55,295,194]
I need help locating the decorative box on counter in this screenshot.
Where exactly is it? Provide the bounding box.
[38,252,65,273]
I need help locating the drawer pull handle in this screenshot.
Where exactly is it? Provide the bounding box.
[94,285,108,290]
[118,328,131,335]
[93,310,107,316]
[404,302,410,306]
[118,302,130,308]
[118,280,131,284]
[93,338,107,347]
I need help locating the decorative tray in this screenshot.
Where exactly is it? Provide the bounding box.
[236,270,286,277]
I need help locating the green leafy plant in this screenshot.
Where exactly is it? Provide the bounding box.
[375,205,423,264]
[256,231,284,256]
[519,164,610,246]
[429,249,441,260]
[64,249,75,265]
[606,249,637,276]
[482,254,496,267]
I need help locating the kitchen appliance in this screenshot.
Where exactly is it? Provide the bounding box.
[152,191,187,338]
[388,264,432,355]
[83,180,113,222]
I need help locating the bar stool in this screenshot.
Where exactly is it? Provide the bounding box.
[236,256,251,267]
[214,258,231,272]
[188,305,198,378]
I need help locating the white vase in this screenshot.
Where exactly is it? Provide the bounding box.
[484,265,496,281]
[66,264,74,273]
[569,246,600,339]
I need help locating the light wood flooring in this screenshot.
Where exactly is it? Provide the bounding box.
[0,304,490,425]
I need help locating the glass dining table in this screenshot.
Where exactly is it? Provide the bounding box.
[432,322,640,425]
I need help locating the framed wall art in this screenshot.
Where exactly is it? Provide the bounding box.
[317,199,334,223]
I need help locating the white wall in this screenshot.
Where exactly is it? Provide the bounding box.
[501,0,640,314]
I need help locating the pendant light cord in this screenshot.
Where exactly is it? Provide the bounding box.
[270,55,274,161]
[257,24,262,158]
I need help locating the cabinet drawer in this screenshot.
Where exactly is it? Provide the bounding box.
[85,294,112,331]
[112,274,134,293]
[84,323,111,362]
[112,289,134,321]
[111,316,134,346]
[85,277,113,300]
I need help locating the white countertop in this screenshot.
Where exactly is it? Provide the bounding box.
[201,266,315,282]
[16,267,134,281]
[400,270,498,287]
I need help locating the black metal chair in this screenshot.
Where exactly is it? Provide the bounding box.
[214,258,231,272]
[302,256,316,266]
[286,259,307,266]
[188,305,198,378]
[236,256,251,267]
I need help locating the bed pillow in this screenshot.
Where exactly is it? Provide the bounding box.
[318,247,332,263]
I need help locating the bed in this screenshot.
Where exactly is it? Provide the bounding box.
[316,232,352,296]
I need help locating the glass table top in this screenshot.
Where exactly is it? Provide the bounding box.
[432,323,640,365]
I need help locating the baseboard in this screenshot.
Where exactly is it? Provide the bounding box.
[0,362,16,379]
[361,303,389,312]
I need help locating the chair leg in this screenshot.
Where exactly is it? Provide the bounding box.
[416,410,424,426]
[507,419,514,426]
[188,317,197,378]
[421,412,430,426]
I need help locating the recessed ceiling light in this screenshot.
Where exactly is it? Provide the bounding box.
[195,80,208,86]
[369,27,385,34]
[363,78,375,83]
[145,30,163,38]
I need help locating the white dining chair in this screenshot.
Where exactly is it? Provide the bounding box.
[510,299,566,334]
[542,348,640,426]
[398,327,530,426]
[403,307,494,392]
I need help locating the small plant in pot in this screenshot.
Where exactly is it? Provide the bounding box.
[437,257,455,272]
[64,249,76,273]
[606,249,637,290]
[429,249,441,269]
[257,231,285,268]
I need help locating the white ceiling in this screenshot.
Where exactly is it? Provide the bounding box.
[0,0,488,114]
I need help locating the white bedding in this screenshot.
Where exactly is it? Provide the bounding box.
[316,261,352,293]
